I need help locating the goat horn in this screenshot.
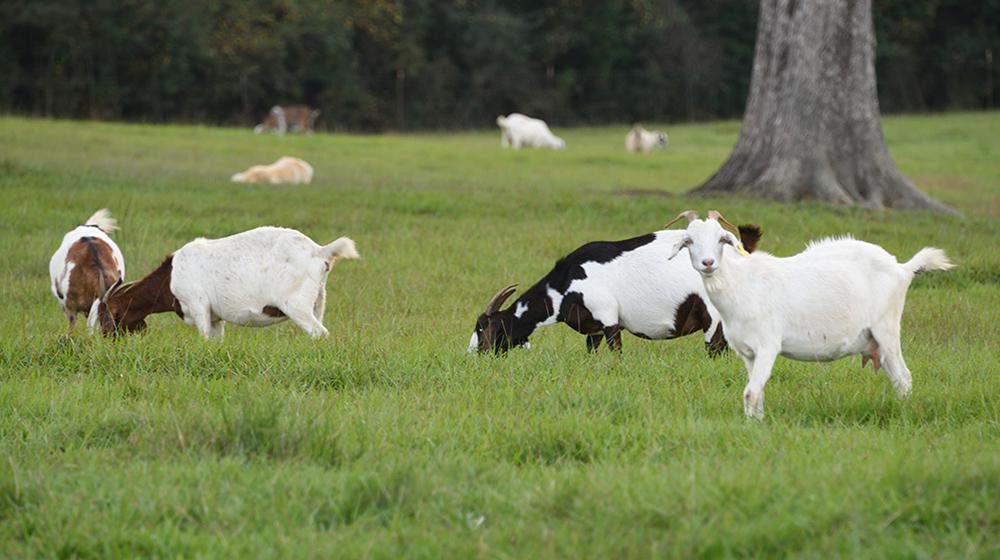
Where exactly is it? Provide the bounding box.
[485,284,518,314]
[664,210,699,229]
[708,210,751,256]
[707,210,740,235]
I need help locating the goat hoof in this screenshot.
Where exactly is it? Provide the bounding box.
[743,388,765,420]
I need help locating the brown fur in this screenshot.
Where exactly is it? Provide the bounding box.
[262,305,285,317]
[862,341,882,371]
[258,105,318,133]
[63,237,120,319]
[737,224,763,253]
[100,256,183,335]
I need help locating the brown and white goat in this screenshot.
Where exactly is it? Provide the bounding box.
[98,226,358,338]
[49,209,125,334]
[254,105,320,135]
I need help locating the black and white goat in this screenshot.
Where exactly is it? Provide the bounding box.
[469,222,762,354]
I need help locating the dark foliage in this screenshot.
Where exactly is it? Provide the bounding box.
[0,0,995,130]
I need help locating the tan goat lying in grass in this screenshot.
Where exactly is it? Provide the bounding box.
[231,156,313,184]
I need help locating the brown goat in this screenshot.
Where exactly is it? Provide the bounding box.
[254,105,320,134]
[98,256,183,335]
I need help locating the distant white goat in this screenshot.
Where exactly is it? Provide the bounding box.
[668,210,955,419]
[49,209,125,334]
[625,125,668,153]
[496,113,566,150]
[98,227,358,339]
[231,156,314,184]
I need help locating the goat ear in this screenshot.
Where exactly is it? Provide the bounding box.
[722,231,751,256]
[737,224,763,253]
[668,239,687,260]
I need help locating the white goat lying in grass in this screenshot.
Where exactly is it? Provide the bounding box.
[98,227,358,339]
[668,210,955,419]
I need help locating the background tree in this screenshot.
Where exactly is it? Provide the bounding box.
[695,0,955,212]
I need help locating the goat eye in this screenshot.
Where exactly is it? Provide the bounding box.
[683,238,693,246]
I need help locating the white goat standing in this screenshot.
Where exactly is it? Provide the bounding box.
[98,227,358,339]
[496,113,566,150]
[667,210,955,419]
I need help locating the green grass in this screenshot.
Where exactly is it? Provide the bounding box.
[0,112,998,558]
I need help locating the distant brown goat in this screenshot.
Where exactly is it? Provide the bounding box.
[254,105,320,135]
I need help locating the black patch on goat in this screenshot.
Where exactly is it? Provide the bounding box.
[544,234,657,292]
[474,233,663,353]
[738,225,763,253]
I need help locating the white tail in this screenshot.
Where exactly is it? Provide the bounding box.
[319,237,359,262]
[84,209,119,233]
[903,247,955,275]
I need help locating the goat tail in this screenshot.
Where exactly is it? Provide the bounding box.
[84,209,119,233]
[903,247,955,275]
[318,237,359,262]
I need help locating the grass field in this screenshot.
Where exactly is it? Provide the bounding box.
[1,113,998,558]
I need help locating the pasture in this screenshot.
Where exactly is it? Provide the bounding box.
[0,113,998,557]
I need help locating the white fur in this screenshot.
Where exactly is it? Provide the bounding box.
[566,231,720,341]
[506,232,720,344]
[536,287,565,328]
[49,209,126,325]
[254,105,287,135]
[496,113,566,150]
[468,331,479,353]
[625,125,668,153]
[231,156,314,184]
[169,227,358,339]
[673,217,954,419]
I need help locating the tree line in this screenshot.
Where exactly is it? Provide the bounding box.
[1,0,996,130]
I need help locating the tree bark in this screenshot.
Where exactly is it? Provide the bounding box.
[694,0,955,214]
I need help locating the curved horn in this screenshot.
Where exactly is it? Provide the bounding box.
[707,210,740,235]
[485,284,518,314]
[664,209,700,229]
[101,278,129,303]
[708,210,752,256]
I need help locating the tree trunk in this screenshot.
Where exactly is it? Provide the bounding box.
[694,0,955,214]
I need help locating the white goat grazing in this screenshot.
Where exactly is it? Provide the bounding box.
[231,156,314,184]
[667,210,955,419]
[625,125,668,153]
[98,227,358,339]
[49,209,125,334]
[496,113,566,150]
